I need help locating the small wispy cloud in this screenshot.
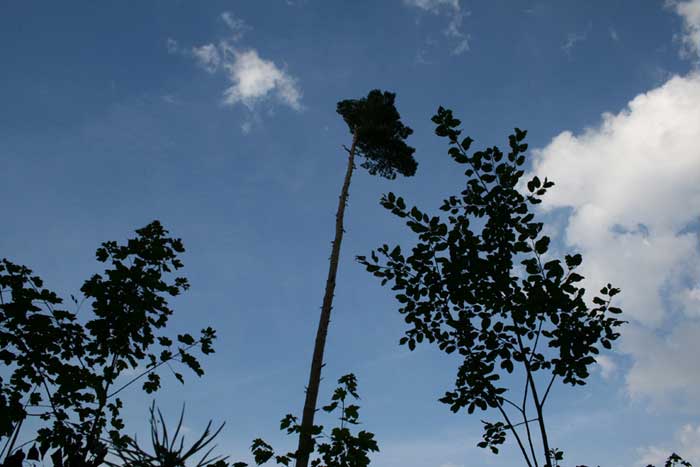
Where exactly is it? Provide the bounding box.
[192,44,221,73]
[609,26,619,41]
[167,11,303,131]
[414,36,437,65]
[561,30,587,56]
[161,94,179,105]
[220,11,250,41]
[166,38,179,54]
[403,0,459,14]
[404,0,471,57]
[222,49,302,111]
[523,4,546,16]
[444,9,471,55]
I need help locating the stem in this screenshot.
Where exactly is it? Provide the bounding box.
[528,318,545,366]
[541,375,556,406]
[340,399,345,430]
[521,369,539,467]
[3,419,22,460]
[526,241,555,466]
[516,330,552,466]
[295,135,358,467]
[0,382,39,460]
[83,355,118,463]
[500,397,524,415]
[495,403,532,467]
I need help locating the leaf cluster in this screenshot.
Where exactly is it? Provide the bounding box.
[237,374,378,467]
[337,90,417,179]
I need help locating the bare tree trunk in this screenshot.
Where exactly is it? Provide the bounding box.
[295,135,358,467]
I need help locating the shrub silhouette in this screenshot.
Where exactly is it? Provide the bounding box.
[239,374,378,467]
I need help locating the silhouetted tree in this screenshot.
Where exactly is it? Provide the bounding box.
[295,90,416,467]
[651,453,693,467]
[358,108,626,467]
[0,221,216,467]
[240,374,378,467]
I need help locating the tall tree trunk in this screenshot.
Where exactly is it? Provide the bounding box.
[295,135,358,467]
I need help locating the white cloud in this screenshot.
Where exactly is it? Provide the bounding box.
[621,323,700,407]
[222,49,302,111]
[530,73,700,406]
[192,44,221,73]
[528,20,700,413]
[531,73,700,327]
[221,11,250,41]
[637,424,700,466]
[667,0,700,61]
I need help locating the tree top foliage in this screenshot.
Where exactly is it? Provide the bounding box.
[336,89,417,179]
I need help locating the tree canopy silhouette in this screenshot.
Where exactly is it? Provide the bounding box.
[0,221,216,467]
[296,90,416,467]
[358,107,626,467]
[336,90,417,179]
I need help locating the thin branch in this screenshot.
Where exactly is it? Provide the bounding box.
[541,375,557,407]
[4,429,35,459]
[456,143,491,195]
[499,396,525,415]
[510,418,541,429]
[528,318,545,366]
[3,419,25,461]
[340,398,345,430]
[107,341,198,399]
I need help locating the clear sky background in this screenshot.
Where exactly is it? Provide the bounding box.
[2,1,700,466]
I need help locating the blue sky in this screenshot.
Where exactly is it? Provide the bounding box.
[2,1,700,466]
